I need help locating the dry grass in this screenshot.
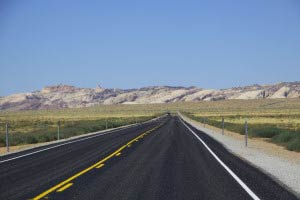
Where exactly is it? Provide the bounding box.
[180,99,300,151]
[1,98,300,150]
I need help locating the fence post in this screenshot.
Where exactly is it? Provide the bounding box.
[245,119,248,147]
[106,118,108,129]
[5,122,9,152]
[222,117,224,135]
[57,121,60,141]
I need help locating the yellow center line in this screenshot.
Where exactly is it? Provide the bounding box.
[96,163,105,169]
[115,152,121,156]
[33,124,163,200]
[56,183,73,193]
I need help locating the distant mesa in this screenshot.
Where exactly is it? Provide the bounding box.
[0,82,299,111]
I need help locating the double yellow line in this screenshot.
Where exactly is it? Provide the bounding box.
[33,124,162,200]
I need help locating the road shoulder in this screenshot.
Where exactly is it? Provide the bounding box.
[180,113,300,198]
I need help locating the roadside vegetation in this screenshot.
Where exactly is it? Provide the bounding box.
[185,114,300,152]
[0,104,162,148]
[180,99,300,152]
[0,116,154,147]
[1,99,300,152]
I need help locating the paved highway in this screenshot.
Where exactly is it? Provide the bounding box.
[0,115,298,200]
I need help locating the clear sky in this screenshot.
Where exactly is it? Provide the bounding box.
[1,0,300,96]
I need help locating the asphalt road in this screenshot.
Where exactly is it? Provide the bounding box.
[0,115,298,200]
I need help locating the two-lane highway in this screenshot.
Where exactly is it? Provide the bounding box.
[0,115,298,200]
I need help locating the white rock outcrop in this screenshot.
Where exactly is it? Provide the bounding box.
[0,82,299,111]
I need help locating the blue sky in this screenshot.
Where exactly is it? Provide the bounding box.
[1,0,300,96]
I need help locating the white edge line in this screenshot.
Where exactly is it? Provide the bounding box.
[0,115,165,164]
[178,115,261,200]
[0,131,112,163]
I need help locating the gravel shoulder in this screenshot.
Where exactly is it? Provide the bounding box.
[180,113,300,198]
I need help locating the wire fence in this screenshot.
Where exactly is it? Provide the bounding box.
[184,113,300,152]
[0,116,154,150]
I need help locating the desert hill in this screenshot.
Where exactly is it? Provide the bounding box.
[0,82,299,111]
